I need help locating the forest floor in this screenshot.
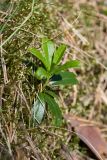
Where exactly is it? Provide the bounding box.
[0,0,107,159]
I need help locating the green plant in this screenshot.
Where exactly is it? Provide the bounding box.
[29,38,80,126]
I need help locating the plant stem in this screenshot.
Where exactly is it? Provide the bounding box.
[42,78,50,92]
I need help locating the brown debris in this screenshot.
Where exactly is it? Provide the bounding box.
[65,114,107,160]
[15,147,28,160]
[60,144,83,160]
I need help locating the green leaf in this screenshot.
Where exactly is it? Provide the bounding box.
[29,48,44,63]
[41,93,62,126]
[51,71,78,85]
[35,67,48,80]
[45,90,58,98]
[42,38,55,71]
[32,94,45,124]
[53,44,66,64]
[29,48,47,69]
[52,60,80,74]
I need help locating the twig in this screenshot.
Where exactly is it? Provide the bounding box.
[0,123,13,158]
[26,135,48,160]
[0,0,35,47]
[59,12,89,45]
[0,35,8,84]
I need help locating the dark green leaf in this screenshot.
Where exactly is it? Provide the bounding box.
[51,74,62,81]
[40,93,62,126]
[45,90,58,98]
[32,94,45,124]
[53,44,66,64]
[35,67,48,80]
[52,60,80,74]
[51,71,78,85]
[42,38,55,71]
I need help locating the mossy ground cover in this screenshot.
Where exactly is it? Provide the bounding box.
[0,0,107,159]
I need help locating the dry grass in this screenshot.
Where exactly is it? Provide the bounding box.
[0,0,107,159]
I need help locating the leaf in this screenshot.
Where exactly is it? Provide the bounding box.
[35,67,48,80]
[41,93,62,126]
[32,94,45,124]
[42,38,55,71]
[51,74,62,82]
[53,44,66,64]
[52,60,80,74]
[45,90,58,98]
[65,114,107,160]
[29,48,47,69]
[51,71,78,85]
[29,48,44,63]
